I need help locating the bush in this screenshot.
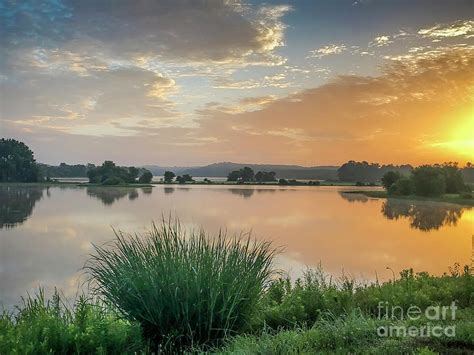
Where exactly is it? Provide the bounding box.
[102,176,124,185]
[86,221,276,349]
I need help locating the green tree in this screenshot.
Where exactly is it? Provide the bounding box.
[393,177,414,195]
[442,163,467,193]
[412,165,446,196]
[240,167,255,182]
[176,174,194,184]
[255,171,277,182]
[127,167,139,183]
[87,161,136,185]
[138,170,153,184]
[381,171,402,190]
[0,139,41,182]
[163,171,175,183]
[227,170,241,182]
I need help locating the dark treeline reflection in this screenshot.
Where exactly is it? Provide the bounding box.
[86,187,152,205]
[338,192,369,203]
[339,191,467,231]
[381,200,465,232]
[228,188,279,198]
[0,186,45,229]
[160,186,282,198]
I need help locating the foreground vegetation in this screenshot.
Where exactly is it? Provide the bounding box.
[1,222,473,353]
[2,265,472,354]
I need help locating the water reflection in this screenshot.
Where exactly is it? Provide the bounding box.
[339,192,468,232]
[381,199,466,232]
[338,192,369,203]
[1,185,472,310]
[0,186,45,229]
[141,187,153,195]
[229,188,255,198]
[164,187,175,194]
[86,187,151,205]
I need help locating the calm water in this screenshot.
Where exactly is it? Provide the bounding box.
[1,185,472,309]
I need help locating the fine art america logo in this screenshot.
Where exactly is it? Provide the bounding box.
[377,301,457,338]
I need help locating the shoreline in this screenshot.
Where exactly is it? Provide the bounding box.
[0,180,373,188]
[345,190,474,207]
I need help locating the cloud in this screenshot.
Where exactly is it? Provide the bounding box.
[308,44,347,58]
[2,50,178,136]
[189,45,474,164]
[5,44,472,165]
[1,0,292,66]
[418,20,474,39]
[369,35,393,47]
[212,73,292,89]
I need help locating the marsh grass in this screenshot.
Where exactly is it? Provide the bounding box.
[86,220,276,349]
[0,289,144,354]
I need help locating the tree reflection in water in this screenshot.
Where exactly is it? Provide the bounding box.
[0,186,44,229]
[339,192,468,232]
[381,199,466,232]
[86,187,147,205]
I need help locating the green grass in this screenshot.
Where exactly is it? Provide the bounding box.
[86,221,276,349]
[217,309,474,354]
[0,289,145,354]
[347,190,474,206]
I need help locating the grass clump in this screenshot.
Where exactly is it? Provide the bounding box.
[86,221,276,349]
[0,289,144,354]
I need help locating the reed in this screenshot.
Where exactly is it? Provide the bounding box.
[86,220,276,348]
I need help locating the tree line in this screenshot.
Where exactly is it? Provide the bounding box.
[381,163,471,197]
[227,167,277,183]
[338,160,474,184]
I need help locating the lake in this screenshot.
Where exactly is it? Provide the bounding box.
[1,184,472,309]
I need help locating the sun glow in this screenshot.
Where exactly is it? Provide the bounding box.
[430,110,474,161]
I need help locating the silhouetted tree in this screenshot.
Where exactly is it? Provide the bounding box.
[240,167,255,182]
[255,171,277,182]
[227,170,241,182]
[164,171,175,183]
[139,170,153,183]
[442,163,467,193]
[338,160,412,183]
[176,174,194,184]
[381,171,401,190]
[87,161,140,185]
[411,165,446,196]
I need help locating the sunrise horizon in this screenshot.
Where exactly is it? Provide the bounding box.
[1,0,472,166]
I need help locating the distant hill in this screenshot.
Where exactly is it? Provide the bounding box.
[178,162,339,180]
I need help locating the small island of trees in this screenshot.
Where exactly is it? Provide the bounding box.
[87,161,153,185]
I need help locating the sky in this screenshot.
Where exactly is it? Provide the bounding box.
[1,0,473,166]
